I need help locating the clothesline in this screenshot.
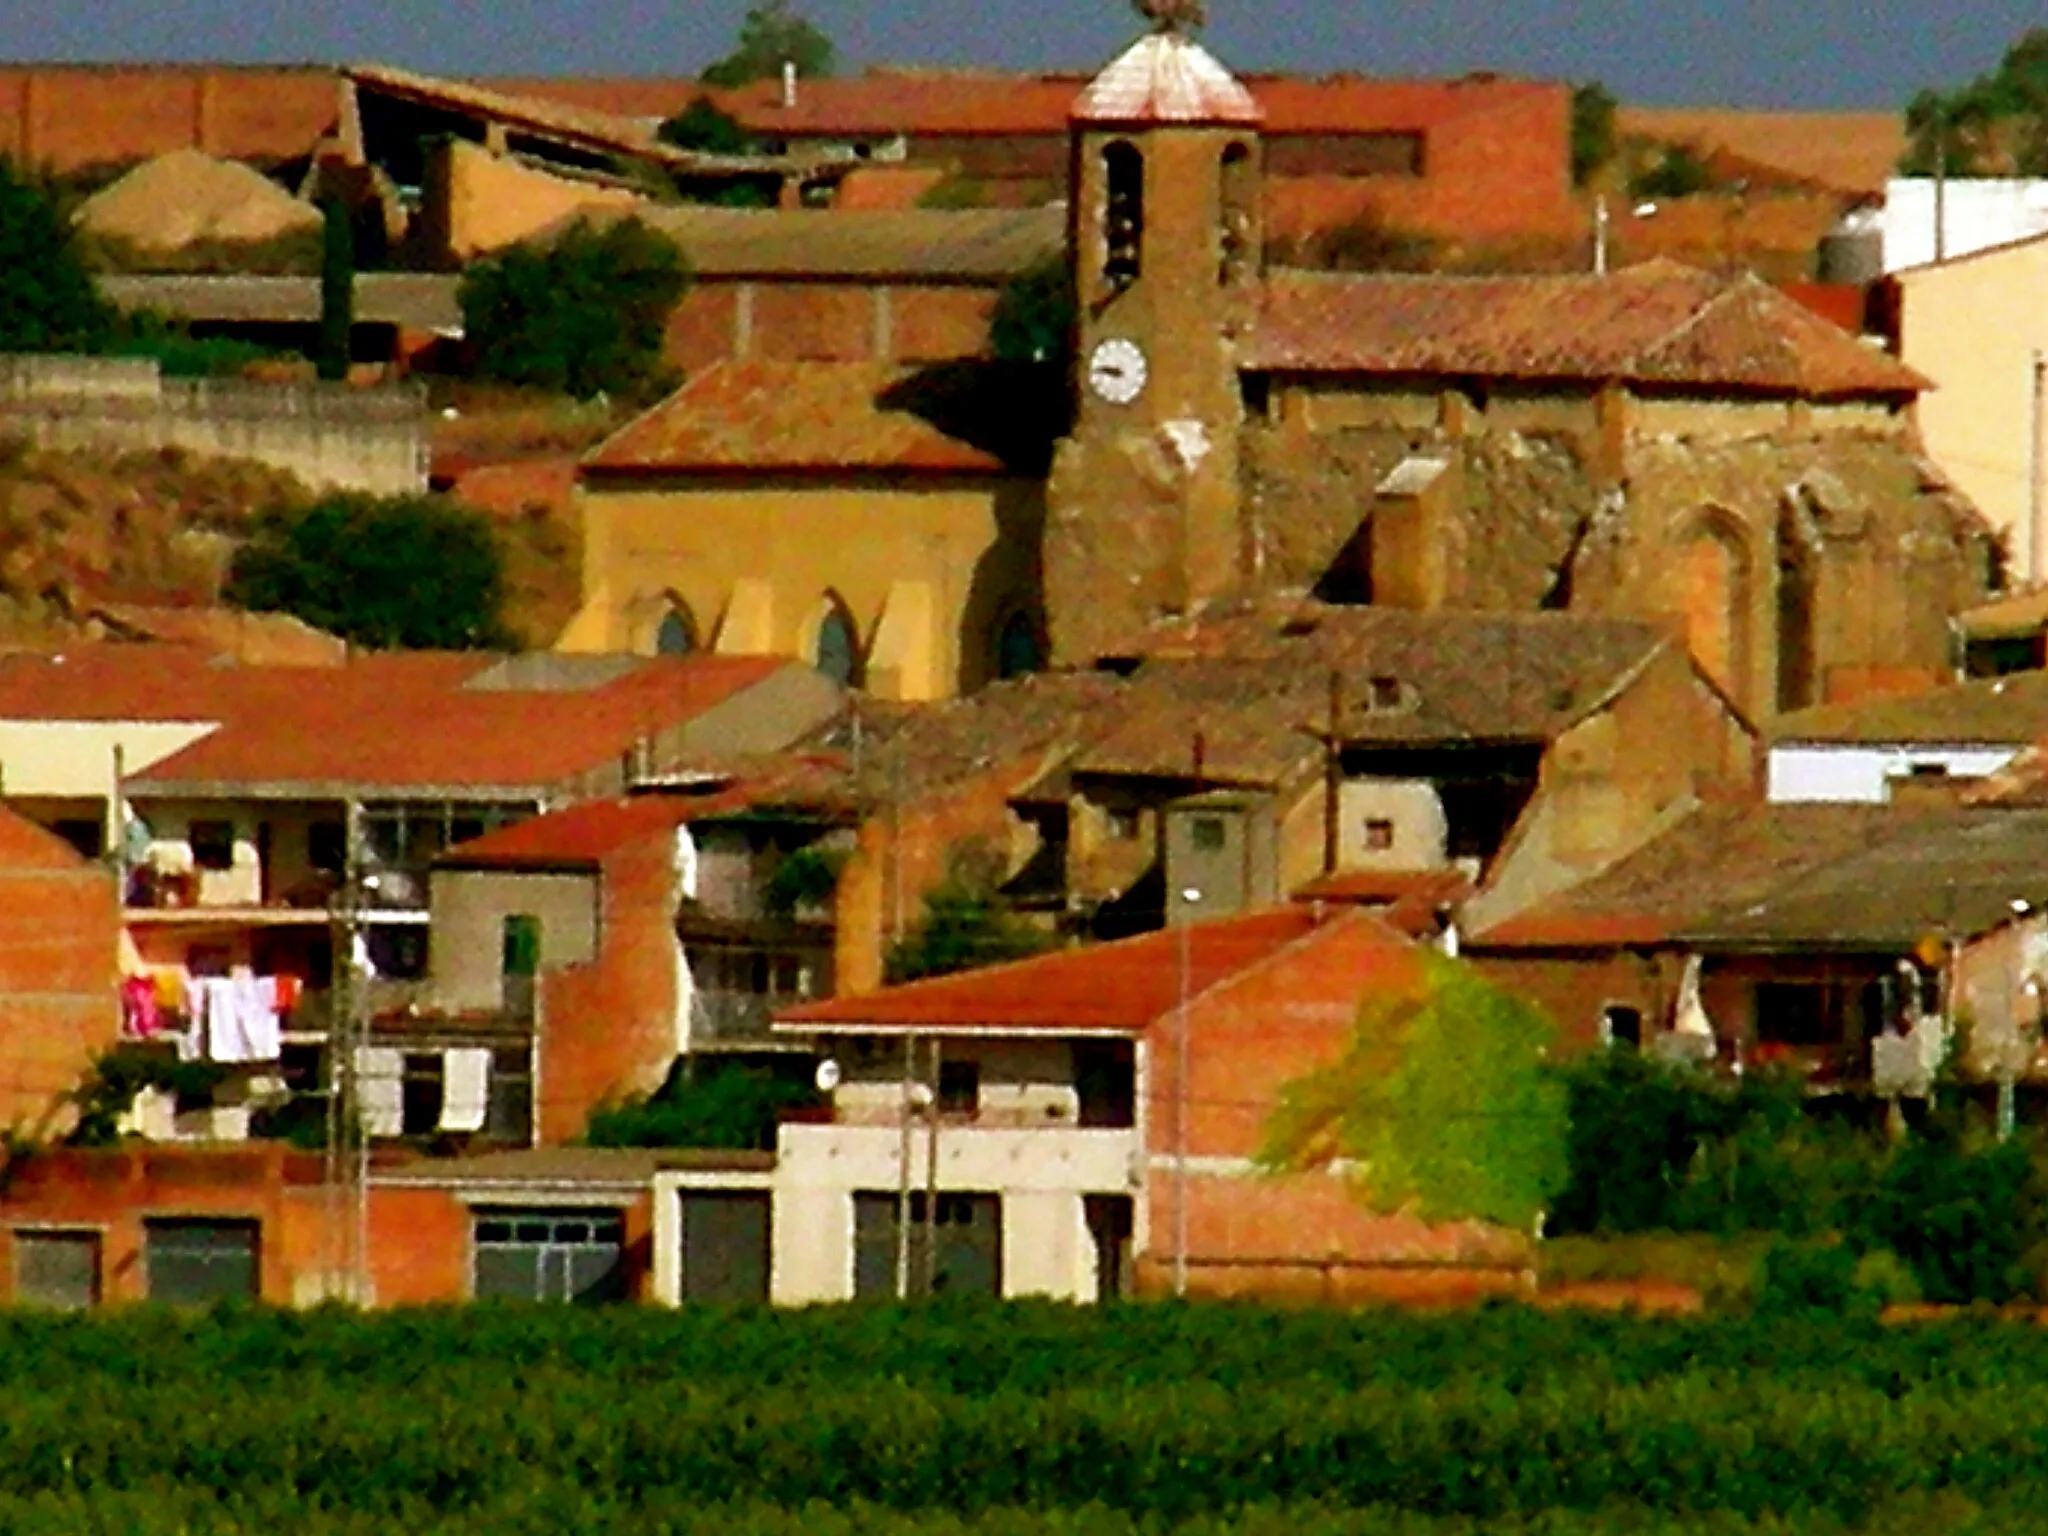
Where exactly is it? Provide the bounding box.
[119,970,300,1064]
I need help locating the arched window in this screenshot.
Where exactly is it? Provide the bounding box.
[994,610,1043,680]
[1219,141,1255,286]
[1103,141,1144,290]
[1674,510,1752,704]
[654,604,697,656]
[814,600,862,688]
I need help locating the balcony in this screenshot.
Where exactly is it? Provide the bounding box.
[690,990,814,1051]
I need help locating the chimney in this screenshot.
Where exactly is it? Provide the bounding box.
[781,60,798,109]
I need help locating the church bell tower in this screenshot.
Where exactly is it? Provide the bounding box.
[1043,2,1265,665]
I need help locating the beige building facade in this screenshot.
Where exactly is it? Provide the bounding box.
[1897,234,2048,582]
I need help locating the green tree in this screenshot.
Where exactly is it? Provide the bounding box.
[988,256,1075,366]
[884,842,1053,984]
[1570,81,1618,187]
[585,1058,818,1149]
[658,95,755,155]
[1260,950,1569,1230]
[1902,27,2048,176]
[1628,142,1718,200]
[225,493,513,650]
[459,217,689,401]
[316,197,354,383]
[700,1,837,87]
[0,156,113,352]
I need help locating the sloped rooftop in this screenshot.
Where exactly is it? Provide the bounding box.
[1250,262,1928,396]
[1773,670,2048,747]
[1072,31,1262,126]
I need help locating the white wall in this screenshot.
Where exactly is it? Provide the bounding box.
[1885,178,2048,271]
[651,1122,1138,1306]
[1767,744,2019,803]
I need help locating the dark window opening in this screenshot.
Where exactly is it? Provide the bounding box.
[1084,1194,1134,1302]
[401,1051,445,1137]
[1074,1041,1136,1128]
[51,819,103,860]
[1368,676,1403,711]
[815,603,863,688]
[189,819,235,872]
[1190,816,1227,852]
[1602,1005,1643,1049]
[995,610,1042,680]
[307,820,346,875]
[656,607,697,656]
[1107,808,1141,842]
[1103,140,1144,289]
[366,924,427,981]
[938,1059,981,1118]
[1364,818,1396,852]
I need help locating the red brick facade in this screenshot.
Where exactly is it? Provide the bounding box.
[0,813,120,1133]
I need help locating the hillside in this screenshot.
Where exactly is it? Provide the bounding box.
[0,438,581,650]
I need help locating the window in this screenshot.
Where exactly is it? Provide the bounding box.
[1190,816,1227,853]
[1364,818,1396,852]
[655,605,697,656]
[188,819,235,872]
[1102,140,1143,288]
[13,1230,99,1309]
[1074,1040,1136,1128]
[502,915,542,977]
[1601,1005,1643,1050]
[51,819,103,860]
[1367,676,1404,711]
[307,820,346,875]
[366,924,427,981]
[145,1218,258,1304]
[814,602,862,688]
[1107,808,1141,842]
[995,610,1042,680]
[1218,141,1255,286]
[937,1059,981,1118]
[401,1051,445,1137]
[486,1045,535,1144]
[473,1208,626,1303]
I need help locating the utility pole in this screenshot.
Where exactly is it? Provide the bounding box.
[894,1034,916,1299]
[1173,887,1200,1298]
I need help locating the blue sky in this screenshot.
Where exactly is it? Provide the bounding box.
[3,1,2040,110]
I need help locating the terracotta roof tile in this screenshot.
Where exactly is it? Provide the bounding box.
[581,361,1010,476]
[435,789,746,870]
[715,68,1556,139]
[1250,262,1927,396]
[778,907,1404,1032]
[0,645,790,796]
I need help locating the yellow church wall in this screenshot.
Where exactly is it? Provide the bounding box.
[564,475,1045,701]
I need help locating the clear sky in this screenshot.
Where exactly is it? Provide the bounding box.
[3,0,2040,111]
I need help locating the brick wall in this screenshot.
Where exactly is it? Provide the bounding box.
[0,837,119,1132]
[1139,911,1532,1286]
[534,831,685,1144]
[0,66,338,174]
[664,281,999,373]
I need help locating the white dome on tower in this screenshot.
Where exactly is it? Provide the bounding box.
[1072,31,1262,126]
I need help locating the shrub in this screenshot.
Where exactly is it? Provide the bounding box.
[1753,1238,1863,1318]
[225,493,513,650]
[459,217,689,402]
[0,155,114,351]
[1861,1128,2046,1304]
[585,1058,818,1150]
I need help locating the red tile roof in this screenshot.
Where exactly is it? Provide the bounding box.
[716,69,1559,140]
[1251,262,1927,396]
[581,362,1009,476]
[778,907,1386,1033]
[439,779,799,869]
[0,645,791,796]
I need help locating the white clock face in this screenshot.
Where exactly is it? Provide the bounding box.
[1087,337,1148,404]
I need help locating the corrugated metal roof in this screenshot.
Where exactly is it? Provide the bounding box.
[559,202,1063,281]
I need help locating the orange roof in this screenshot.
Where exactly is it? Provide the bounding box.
[437,788,751,870]
[1251,262,1927,396]
[717,69,1558,140]
[1617,107,1905,199]
[581,362,1008,476]
[0,645,791,796]
[778,907,1386,1033]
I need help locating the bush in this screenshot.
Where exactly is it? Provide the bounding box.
[1753,1238,1863,1318]
[458,217,688,402]
[883,842,1052,984]
[0,155,114,351]
[225,493,513,650]
[1861,1128,2046,1304]
[584,1058,819,1150]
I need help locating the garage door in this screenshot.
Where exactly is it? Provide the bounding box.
[679,1191,771,1304]
[145,1219,259,1304]
[853,1191,1002,1299]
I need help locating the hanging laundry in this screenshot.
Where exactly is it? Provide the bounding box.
[231,969,281,1063]
[439,1049,492,1134]
[120,975,163,1040]
[354,1048,404,1137]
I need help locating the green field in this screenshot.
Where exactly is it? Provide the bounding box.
[3,1302,2048,1533]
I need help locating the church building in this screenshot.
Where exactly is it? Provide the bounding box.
[561,11,1993,721]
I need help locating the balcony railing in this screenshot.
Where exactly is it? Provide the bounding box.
[690,990,813,1048]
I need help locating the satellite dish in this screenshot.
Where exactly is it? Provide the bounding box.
[814,1058,842,1092]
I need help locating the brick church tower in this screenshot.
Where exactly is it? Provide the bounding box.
[1042,15,1265,666]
